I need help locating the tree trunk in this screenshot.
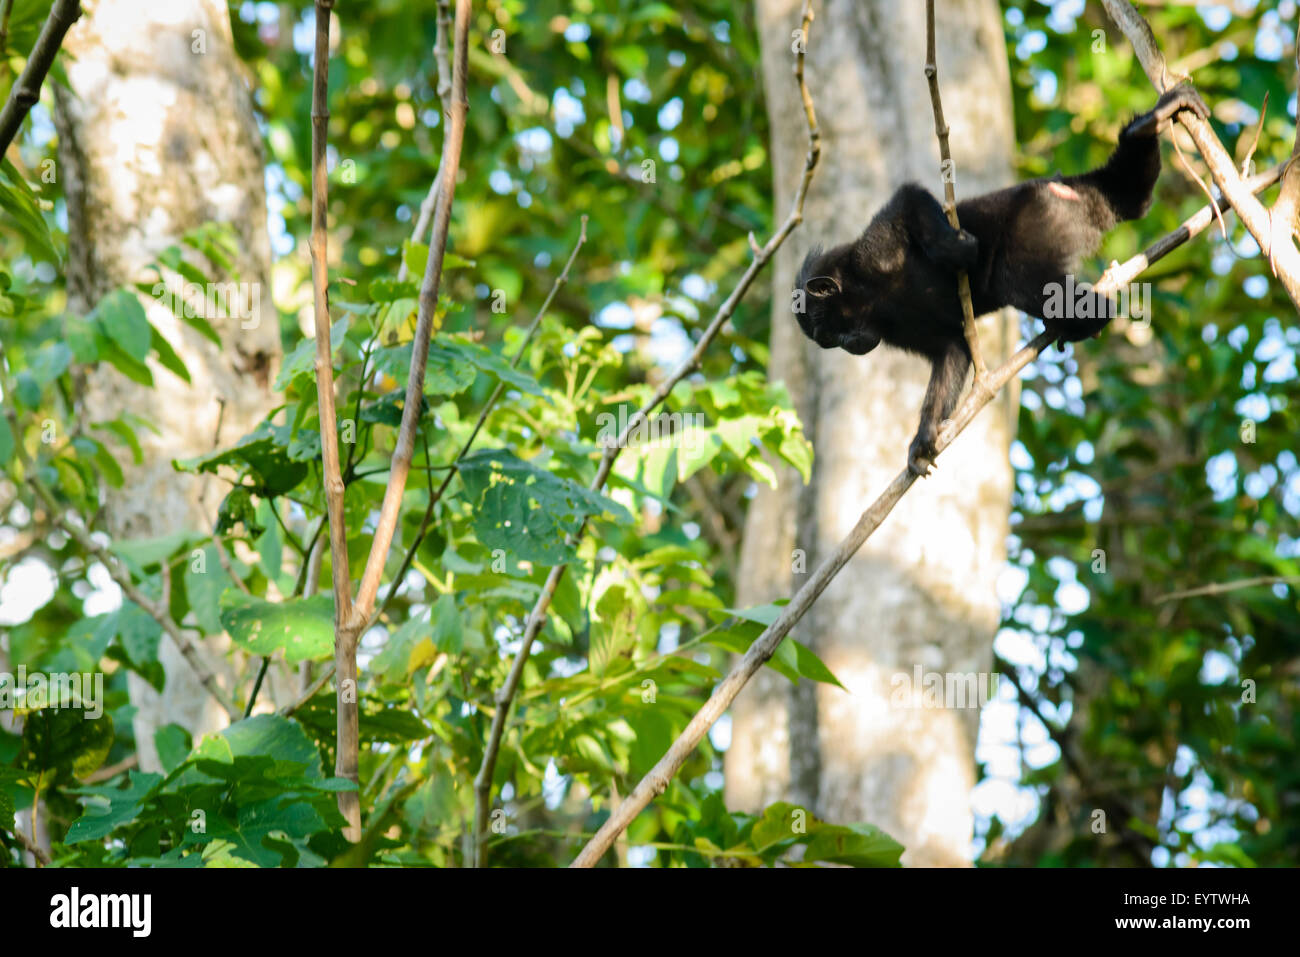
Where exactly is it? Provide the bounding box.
[54,0,281,771]
[728,0,1017,866]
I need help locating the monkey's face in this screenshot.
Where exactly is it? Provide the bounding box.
[793,244,881,355]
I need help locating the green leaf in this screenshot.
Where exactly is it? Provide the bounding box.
[149,326,191,382]
[274,318,348,392]
[459,448,632,565]
[94,289,153,361]
[430,593,462,653]
[21,706,114,778]
[174,421,308,496]
[371,342,477,397]
[65,771,163,844]
[0,160,59,263]
[371,608,437,683]
[219,591,335,664]
[154,724,193,775]
[114,600,163,670]
[28,342,72,385]
[436,338,546,397]
[804,822,904,868]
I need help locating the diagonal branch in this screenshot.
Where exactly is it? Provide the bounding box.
[0,0,80,156]
[1154,574,1300,604]
[470,0,823,869]
[353,0,471,624]
[1101,0,1300,311]
[924,0,987,383]
[568,161,1280,868]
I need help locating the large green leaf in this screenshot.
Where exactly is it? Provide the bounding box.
[219,591,335,664]
[459,449,632,565]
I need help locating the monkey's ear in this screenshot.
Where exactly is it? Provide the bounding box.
[805,275,841,298]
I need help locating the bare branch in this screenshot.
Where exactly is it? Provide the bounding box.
[473,0,823,869]
[354,0,471,624]
[307,0,363,839]
[0,0,80,156]
[5,824,51,867]
[1271,22,1300,277]
[924,0,987,383]
[1154,575,1300,604]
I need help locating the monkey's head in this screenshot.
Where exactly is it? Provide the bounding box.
[793,244,881,356]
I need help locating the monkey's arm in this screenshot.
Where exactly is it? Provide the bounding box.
[908,340,971,476]
[895,183,979,272]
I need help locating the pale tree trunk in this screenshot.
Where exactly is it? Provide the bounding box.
[727,0,1017,866]
[54,0,282,771]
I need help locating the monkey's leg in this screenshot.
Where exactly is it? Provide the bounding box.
[1073,87,1210,223]
[896,183,979,271]
[908,342,972,477]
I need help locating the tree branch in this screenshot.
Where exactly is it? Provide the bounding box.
[924,0,987,383]
[471,0,824,868]
[0,0,80,156]
[568,150,1264,869]
[1153,575,1300,604]
[307,0,363,839]
[353,0,470,624]
[1101,0,1300,310]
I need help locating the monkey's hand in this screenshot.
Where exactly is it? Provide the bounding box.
[908,428,938,478]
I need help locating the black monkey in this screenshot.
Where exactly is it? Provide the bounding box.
[793,87,1209,476]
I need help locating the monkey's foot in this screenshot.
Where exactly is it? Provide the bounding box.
[1153,86,1210,130]
[908,433,937,478]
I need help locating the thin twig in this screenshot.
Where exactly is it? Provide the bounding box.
[568,151,1266,869]
[924,0,987,383]
[473,0,823,869]
[0,0,81,156]
[353,0,471,623]
[6,824,51,867]
[1154,575,1300,604]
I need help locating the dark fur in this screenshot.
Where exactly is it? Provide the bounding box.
[793,87,1208,476]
